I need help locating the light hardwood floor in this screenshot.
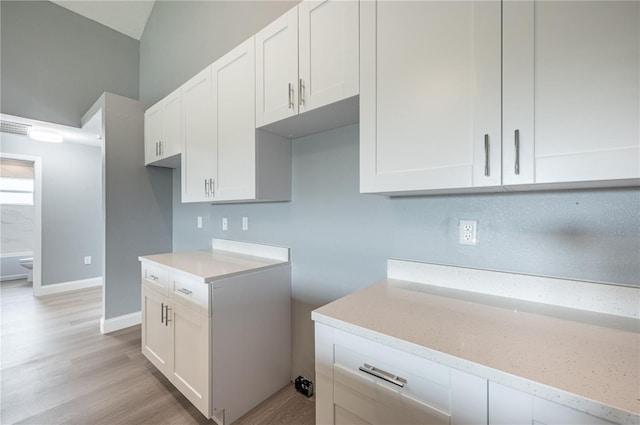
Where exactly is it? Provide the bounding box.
[0,279,315,425]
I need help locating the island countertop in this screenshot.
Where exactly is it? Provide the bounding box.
[312,263,640,425]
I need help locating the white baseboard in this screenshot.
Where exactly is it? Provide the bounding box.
[34,277,102,296]
[1,273,27,282]
[100,311,141,334]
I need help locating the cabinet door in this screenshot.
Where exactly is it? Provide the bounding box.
[256,7,298,127]
[503,1,640,187]
[360,0,502,195]
[141,285,172,375]
[144,102,162,165]
[171,300,210,417]
[213,37,257,201]
[488,382,533,425]
[298,0,359,114]
[181,65,217,203]
[161,87,182,159]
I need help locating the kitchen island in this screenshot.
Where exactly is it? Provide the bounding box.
[313,260,639,425]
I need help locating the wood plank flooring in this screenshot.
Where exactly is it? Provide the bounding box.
[0,279,315,425]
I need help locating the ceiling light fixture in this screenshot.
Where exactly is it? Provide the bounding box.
[29,128,63,143]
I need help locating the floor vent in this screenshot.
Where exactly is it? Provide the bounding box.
[0,120,31,136]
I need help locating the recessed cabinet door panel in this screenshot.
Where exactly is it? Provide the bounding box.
[503,0,640,186]
[181,66,216,203]
[161,88,182,158]
[360,0,501,194]
[141,285,172,375]
[172,301,210,417]
[298,0,359,113]
[214,38,257,201]
[256,8,298,127]
[144,102,162,165]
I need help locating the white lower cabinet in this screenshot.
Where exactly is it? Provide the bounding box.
[141,270,212,418]
[488,382,617,425]
[315,323,488,425]
[141,260,291,425]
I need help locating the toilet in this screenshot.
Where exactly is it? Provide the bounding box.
[19,257,33,283]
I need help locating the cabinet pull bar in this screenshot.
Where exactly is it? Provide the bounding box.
[204,179,209,196]
[155,142,159,156]
[159,141,163,156]
[210,178,215,197]
[514,129,520,175]
[177,288,193,296]
[484,134,490,177]
[165,305,171,326]
[359,363,407,388]
[161,302,165,324]
[148,274,159,281]
[288,83,294,109]
[299,79,305,106]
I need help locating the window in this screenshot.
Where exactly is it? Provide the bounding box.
[0,159,34,206]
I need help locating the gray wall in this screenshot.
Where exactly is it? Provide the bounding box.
[141,1,640,381]
[0,133,103,286]
[95,93,173,320]
[0,1,139,127]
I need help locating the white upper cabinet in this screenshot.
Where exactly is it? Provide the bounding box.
[256,0,359,132]
[298,0,359,114]
[144,87,182,168]
[502,0,640,189]
[214,38,257,201]
[360,0,502,195]
[256,8,299,127]
[182,38,292,204]
[181,65,216,203]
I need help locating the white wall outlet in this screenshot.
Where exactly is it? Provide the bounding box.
[197,216,203,229]
[222,217,228,231]
[83,256,92,265]
[459,220,477,245]
[242,217,249,231]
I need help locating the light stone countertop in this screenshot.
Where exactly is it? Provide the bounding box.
[312,278,640,425]
[138,249,288,283]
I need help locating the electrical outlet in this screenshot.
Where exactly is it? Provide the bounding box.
[83,256,92,265]
[459,220,477,245]
[197,216,203,229]
[222,217,228,231]
[242,217,249,231]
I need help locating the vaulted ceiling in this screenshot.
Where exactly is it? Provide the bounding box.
[50,1,156,40]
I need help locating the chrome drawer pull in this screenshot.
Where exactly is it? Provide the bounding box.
[177,288,193,296]
[359,363,407,388]
[484,134,490,177]
[514,129,521,175]
[148,274,159,281]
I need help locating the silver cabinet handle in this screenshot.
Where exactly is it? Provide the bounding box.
[514,129,520,175]
[148,274,159,281]
[164,305,171,326]
[288,83,294,109]
[155,142,159,156]
[359,363,407,388]
[177,288,193,296]
[484,134,490,177]
[159,141,163,156]
[210,178,215,198]
[204,179,209,197]
[299,79,305,106]
[161,302,165,324]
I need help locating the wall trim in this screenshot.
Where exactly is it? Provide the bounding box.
[100,311,141,334]
[34,277,102,297]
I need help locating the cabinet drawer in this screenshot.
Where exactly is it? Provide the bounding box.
[142,263,169,295]
[333,330,451,416]
[171,274,210,316]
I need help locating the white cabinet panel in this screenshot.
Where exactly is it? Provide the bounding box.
[298,0,359,114]
[181,65,216,203]
[502,0,640,188]
[144,87,182,168]
[256,7,298,127]
[360,0,502,195]
[141,284,172,376]
[214,38,257,201]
